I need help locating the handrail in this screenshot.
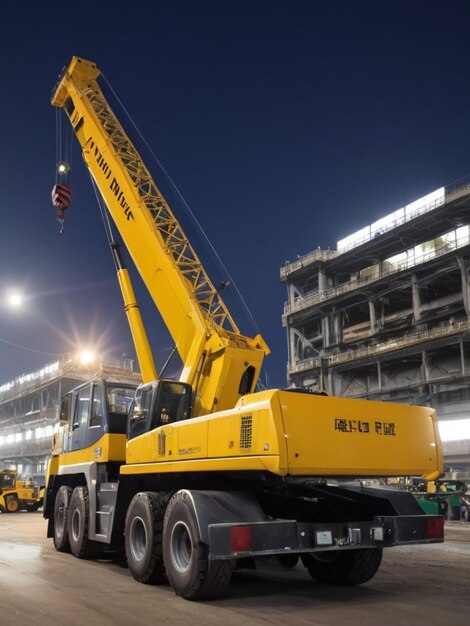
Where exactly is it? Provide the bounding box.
[284,233,470,316]
[288,319,470,373]
[281,181,470,280]
[0,355,138,404]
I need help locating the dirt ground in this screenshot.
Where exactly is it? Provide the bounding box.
[0,513,469,626]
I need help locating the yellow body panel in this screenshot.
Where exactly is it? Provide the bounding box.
[117,268,157,382]
[121,456,281,475]
[277,391,443,476]
[54,433,126,469]
[125,390,443,478]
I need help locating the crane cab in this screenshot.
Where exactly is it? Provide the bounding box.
[128,380,193,440]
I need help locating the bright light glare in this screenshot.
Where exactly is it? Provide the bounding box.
[78,349,96,365]
[57,161,69,175]
[6,291,23,308]
[438,419,470,442]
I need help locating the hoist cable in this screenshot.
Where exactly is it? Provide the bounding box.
[68,122,74,170]
[100,72,261,336]
[0,336,61,357]
[89,170,182,376]
[55,109,59,183]
[88,172,116,248]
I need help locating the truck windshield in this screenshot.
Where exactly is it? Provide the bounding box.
[0,473,15,488]
[107,386,136,415]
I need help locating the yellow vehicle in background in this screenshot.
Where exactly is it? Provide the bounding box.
[0,470,44,513]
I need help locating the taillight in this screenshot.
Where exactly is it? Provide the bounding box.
[426,516,444,540]
[230,526,252,552]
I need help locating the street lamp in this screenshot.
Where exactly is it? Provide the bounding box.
[5,291,24,309]
[78,349,96,365]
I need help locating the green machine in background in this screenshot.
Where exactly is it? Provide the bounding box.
[412,479,467,518]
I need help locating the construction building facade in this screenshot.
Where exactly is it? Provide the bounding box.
[0,355,141,482]
[281,180,470,476]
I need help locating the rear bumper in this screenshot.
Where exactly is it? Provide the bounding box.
[208,514,444,560]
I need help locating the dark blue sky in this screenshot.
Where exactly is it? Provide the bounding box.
[1,0,470,388]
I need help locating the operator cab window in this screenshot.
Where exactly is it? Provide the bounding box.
[89,384,104,428]
[60,393,72,424]
[0,473,15,488]
[107,385,136,434]
[154,381,192,428]
[128,385,153,439]
[73,386,91,430]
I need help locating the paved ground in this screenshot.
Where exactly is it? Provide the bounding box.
[0,513,469,626]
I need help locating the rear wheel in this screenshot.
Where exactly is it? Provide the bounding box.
[53,485,73,552]
[163,491,233,600]
[125,491,167,584]
[4,494,20,513]
[301,548,383,585]
[68,486,102,559]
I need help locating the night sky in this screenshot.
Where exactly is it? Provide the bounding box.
[2,0,470,389]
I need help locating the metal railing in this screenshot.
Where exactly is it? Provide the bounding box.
[280,249,338,280]
[288,319,470,373]
[284,233,470,317]
[280,179,470,280]
[0,354,137,404]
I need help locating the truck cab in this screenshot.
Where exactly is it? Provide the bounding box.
[52,380,137,456]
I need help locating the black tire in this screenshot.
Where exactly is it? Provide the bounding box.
[125,492,167,585]
[53,485,73,552]
[163,491,233,600]
[277,554,300,569]
[301,547,383,586]
[67,486,102,559]
[4,494,20,513]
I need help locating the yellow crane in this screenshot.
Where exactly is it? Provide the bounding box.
[44,57,444,600]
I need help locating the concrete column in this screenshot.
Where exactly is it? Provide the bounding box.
[287,327,296,366]
[460,339,465,376]
[288,283,297,305]
[422,350,429,382]
[333,312,342,344]
[369,300,378,334]
[377,361,382,392]
[326,361,333,395]
[321,316,330,347]
[318,266,327,292]
[411,273,422,322]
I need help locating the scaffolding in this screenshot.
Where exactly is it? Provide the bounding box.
[0,354,141,480]
[281,176,470,475]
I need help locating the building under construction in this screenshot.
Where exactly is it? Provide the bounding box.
[0,355,141,482]
[281,180,470,475]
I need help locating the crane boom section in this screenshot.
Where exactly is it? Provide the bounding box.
[52,57,269,414]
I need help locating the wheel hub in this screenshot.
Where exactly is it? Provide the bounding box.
[130,516,148,562]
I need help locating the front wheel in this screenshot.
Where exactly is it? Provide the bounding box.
[301,547,383,586]
[53,485,73,552]
[125,491,167,584]
[163,491,233,600]
[67,486,102,559]
[4,495,20,513]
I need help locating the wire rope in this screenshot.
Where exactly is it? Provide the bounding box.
[0,337,61,357]
[101,72,261,336]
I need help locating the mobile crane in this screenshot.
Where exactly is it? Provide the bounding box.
[44,57,445,600]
